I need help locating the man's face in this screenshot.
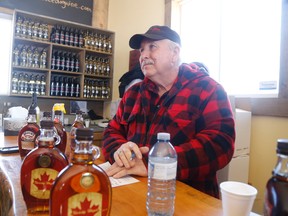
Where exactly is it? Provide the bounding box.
[139,39,175,81]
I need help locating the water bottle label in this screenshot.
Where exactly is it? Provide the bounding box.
[150,161,177,180]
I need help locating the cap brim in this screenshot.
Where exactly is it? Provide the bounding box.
[129,33,166,49]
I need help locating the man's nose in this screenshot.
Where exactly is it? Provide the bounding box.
[140,50,149,60]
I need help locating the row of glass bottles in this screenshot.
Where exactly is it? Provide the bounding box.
[19,97,111,215]
[50,75,80,98]
[50,25,84,47]
[13,45,47,69]
[85,55,111,76]
[15,15,113,54]
[15,16,49,41]
[83,30,113,53]
[20,120,111,215]
[18,102,67,160]
[83,79,110,99]
[11,72,46,95]
[51,50,80,72]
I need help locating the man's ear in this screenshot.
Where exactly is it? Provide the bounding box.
[172,45,180,64]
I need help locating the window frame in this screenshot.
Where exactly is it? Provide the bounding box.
[0,11,13,95]
[0,7,13,96]
[165,0,288,117]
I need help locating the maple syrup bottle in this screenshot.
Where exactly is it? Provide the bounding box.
[20,120,68,214]
[264,139,288,215]
[53,110,67,154]
[69,110,85,162]
[50,128,111,216]
[18,108,40,160]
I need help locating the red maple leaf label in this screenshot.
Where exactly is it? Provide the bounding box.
[71,197,100,216]
[33,172,54,190]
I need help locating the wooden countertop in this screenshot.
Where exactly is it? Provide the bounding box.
[0,134,223,216]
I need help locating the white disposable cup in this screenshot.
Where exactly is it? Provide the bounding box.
[220,181,257,216]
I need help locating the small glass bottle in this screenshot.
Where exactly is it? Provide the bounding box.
[20,120,68,214]
[54,25,60,44]
[28,92,41,125]
[20,46,27,67]
[40,75,46,96]
[15,16,22,37]
[264,139,288,215]
[146,132,177,216]
[32,48,40,68]
[50,128,112,215]
[39,49,47,69]
[75,78,80,98]
[52,103,66,123]
[69,110,85,162]
[27,46,33,68]
[53,110,67,154]
[11,72,19,94]
[18,108,40,159]
[12,45,20,66]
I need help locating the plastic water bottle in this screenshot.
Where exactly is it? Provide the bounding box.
[146,132,178,216]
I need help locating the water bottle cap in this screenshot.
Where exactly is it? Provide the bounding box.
[157,132,170,140]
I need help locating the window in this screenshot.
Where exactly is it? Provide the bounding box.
[172,0,282,97]
[0,13,13,95]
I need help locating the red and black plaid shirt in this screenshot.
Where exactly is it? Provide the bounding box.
[102,63,235,198]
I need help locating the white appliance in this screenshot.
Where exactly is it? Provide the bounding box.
[217,109,252,184]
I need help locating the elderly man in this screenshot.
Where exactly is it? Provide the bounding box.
[102,25,235,198]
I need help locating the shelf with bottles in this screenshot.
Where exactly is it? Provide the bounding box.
[50,26,113,54]
[82,30,113,55]
[50,74,81,98]
[14,16,114,56]
[10,70,47,96]
[50,25,113,55]
[11,10,115,100]
[83,78,111,100]
[50,47,83,74]
[84,52,112,78]
[14,13,50,42]
[12,42,50,70]
[49,23,114,58]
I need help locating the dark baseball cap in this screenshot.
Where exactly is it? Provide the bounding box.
[129,25,181,49]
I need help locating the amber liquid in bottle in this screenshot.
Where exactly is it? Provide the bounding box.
[264,176,288,215]
[50,128,111,216]
[20,120,68,214]
[53,110,67,154]
[264,139,288,216]
[69,111,85,162]
[18,109,40,160]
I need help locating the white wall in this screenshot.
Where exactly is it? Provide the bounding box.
[107,0,165,101]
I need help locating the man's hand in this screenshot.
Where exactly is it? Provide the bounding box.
[107,146,149,178]
[113,141,147,169]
